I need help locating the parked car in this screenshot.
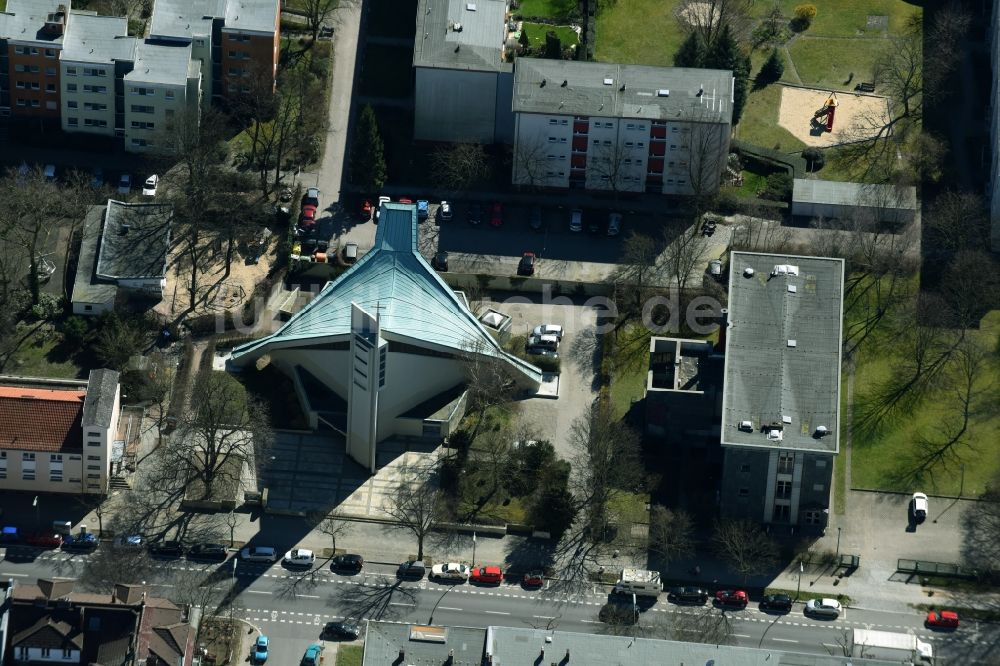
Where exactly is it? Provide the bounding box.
[804,598,842,618]
[300,644,324,666]
[517,251,536,276]
[25,533,63,548]
[188,543,228,560]
[43,164,56,181]
[331,553,364,572]
[398,197,413,204]
[912,492,928,523]
[396,560,426,579]
[142,174,159,196]
[375,195,391,222]
[148,540,184,557]
[117,173,132,194]
[531,324,564,341]
[569,209,583,232]
[467,203,482,225]
[430,562,470,582]
[303,187,320,208]
[114,535,145,550]
[607,212,623,236]
[522,571,545,587]
[90,168,105,189]
[760,593,793,613]
[62,532,97,550]
[253,635,269,664]
[432,250,449,272]
[529,206,543,230]
[470,565,503,584]
[587,212,600,234]
[0,526,19,543]
[667,586,708,605]
[240,546,278,563]
[490,202,503,227]
[715,590,749,607]
[926,610,959,629]
[417,199,429,220]
[527,333,558,352]
[321,622,360,640]
[283,549,316,566]
[526,346,558,359]
[438,201,453,221]
[343,242,359,264]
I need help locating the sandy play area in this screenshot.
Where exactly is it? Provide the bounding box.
[778,85,891,148]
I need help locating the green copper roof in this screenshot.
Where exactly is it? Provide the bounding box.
[232,204,542,384]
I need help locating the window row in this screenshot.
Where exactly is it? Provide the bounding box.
[14,65,56,75]
[13,46,56,57]
[15,81,56,92]
[66,118,108,128]
[65,66,107,77]
[546,118,569,126]
[228,50,252,60]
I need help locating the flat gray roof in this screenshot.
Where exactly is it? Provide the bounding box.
[487,627,901,665]
[149,0,223,40]
[224,0,279,35]
[96,201,172,281]
[126,41,192,86]
[513,60,733,123]
[71,205,118,307]
[413,0,507,71]
[62,12,136,64]
[721,252,844,454]
[82,369,120,429]
[362,622,485,666]
[0,0,66,44]
[793,179,917,210]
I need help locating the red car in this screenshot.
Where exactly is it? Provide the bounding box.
[490,202,503,227]
[715,590,749,607]
[522,571,544,587]
[25,533,64,548]
[360,199,373,219]
[300,204,317,221]
[398,197,413,204]
[926,610,959,628]
[470,565,503,584]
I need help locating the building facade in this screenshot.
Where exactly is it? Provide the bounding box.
[0,370,120,495]
[1,0,277,150]
[511,60,733,195]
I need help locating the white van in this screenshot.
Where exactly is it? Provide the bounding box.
[612,568,662,598]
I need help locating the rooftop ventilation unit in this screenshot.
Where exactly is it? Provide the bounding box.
[540,78,546,87]
[771,264,799,276]
[561,80,568,87]
[765,427,783,441]
[619,83,626,91]
[466,2,477,9]
[603,78,614,86]
[782,415,792,424]
[743,267,755,277]
[787,339,797,347]
[787,284,797,293]
[738,420,754,433]
[453,22,463,31]
[657,89,669,97]
[697,85,704,97]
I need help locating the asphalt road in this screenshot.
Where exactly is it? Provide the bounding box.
[1,549,993,664]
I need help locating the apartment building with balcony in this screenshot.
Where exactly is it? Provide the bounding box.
[0,370,120,496]
[123,42,201,152]
[0,0,67,119]
[512,60,733,195]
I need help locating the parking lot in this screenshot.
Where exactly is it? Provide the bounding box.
[476,293,603,459]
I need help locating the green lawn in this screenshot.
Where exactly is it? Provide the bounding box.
[849,297,1000,496]
[517,0,578,19]
[335,645,363,666]
[522,23,579,50]
[0,324,87,379]
[596,0,684,67]
[735,83,806,153]
[606,326,653,419]
[788,37,880,90]
[751,1,920,38]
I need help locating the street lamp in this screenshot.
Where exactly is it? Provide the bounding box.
[32,496,39,529]
[835,526,842,560]
[796,560,803,600]
[471,531,477,567]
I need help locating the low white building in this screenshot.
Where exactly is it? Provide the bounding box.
[511,60,733,195]
[71,201,172,315]
[0,370,120,496]
[792,179,917,225]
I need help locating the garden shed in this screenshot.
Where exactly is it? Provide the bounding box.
[792,179,917,225]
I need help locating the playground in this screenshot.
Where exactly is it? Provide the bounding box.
[777,85,891,148]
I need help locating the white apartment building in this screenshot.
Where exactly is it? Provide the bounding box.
[123,41,201,153]
[512,60,734,196]
[59,12,134,137]
[0,370,120,496]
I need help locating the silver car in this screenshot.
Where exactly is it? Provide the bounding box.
[607,212,622,236]
[805,598,842,618]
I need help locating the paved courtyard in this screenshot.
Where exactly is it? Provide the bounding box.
[261,431,438,516]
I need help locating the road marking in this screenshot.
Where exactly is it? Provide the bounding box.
[0,573,28,577]
[733,634,751,638]
[247,590,272,595]
[532,615,556,620]
[484,611,510,615]
[298,594,320,599]
[437,606,462,611]
[580,620,601,624]
[389,602,415,607]
[772,638,798,643]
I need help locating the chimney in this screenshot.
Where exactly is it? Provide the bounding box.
[716,308,729,353]
[42,6,67,36]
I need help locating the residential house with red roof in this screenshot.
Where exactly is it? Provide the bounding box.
[0,369,120,495]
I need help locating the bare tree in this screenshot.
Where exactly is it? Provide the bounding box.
[587,141,635,202]
[80,542,159,592]
[431,143,492,191]
[647,505,695,565]
[668,605,736,645]
[462,340,517,441]
[923,1,972,96]
[0,166,66,305]
[686,117,728,220]
[310,512,353,554]
[962,469,1000,577]
[512,131,554,190]
[676,0,753,48]
[382,466,442,560]
[301,0,349,43]
[170,371,271,501]
[729,214,791,253]
[712,519,778,584]
[608,232,668,328]
[661,222,708,293]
